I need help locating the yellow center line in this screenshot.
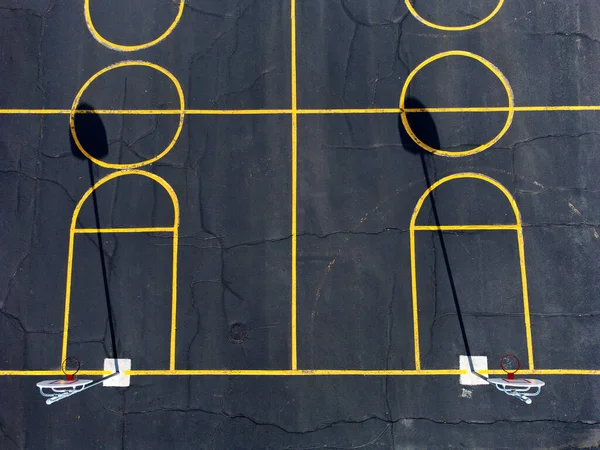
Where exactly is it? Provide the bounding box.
[4,105,600,115]
[290,0,298,371]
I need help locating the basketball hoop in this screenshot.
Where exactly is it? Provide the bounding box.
[36,357,92,403]
[62,356,81,381]
[499,354,520,380]
[36,357,100,405]
[488,354,545,404]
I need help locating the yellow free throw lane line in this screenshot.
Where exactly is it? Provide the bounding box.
[409,173,534,372]
[61,170,180,369]
[290,0,298,371]
[73,227,175,233]
[413,225,519,231]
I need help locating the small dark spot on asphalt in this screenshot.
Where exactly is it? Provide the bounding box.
[228,323,247,344]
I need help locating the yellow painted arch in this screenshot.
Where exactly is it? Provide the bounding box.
[410,173,521,227]
[409,173,534,371]
[84,0,185,52]
[405,0,504,31]
[61,170,180,370]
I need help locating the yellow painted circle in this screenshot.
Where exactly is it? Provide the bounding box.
[400,51,514,157]
[85,0,184,52]
[70,61,185,169]
[405,0,504,31]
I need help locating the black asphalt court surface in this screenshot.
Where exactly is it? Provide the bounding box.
[1,0,600,448]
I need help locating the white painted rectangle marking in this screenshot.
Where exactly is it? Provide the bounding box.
[459,355,488,385]
[103,358,131,387]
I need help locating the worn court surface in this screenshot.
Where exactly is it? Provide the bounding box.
[1,0,600,448]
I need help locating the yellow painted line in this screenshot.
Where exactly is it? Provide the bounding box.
[297,108,401,114]
[187,109,292,115]
[409,173,534,372]
[405,106,600,113]
[0,109,292,115]
[0,370,111,376]
[400,51,514,157]
[125,369,468,376]
[168,183,180,372]
[480,369,600,375]
[405,0,504,31]
[405,107,502,113]
[290,0,298,371]
[409,226,421,370]
[409,175,521,225]
[61,226,76,363]
[70,61,185,169]
[74,227,175,234]
[518,227,535,369]
[413,225,519,231]
[4,368,600,376]
[70,109,178,115]
[5,105,600,116]
[73,109,178,115]
[84,0,184,52]
[513,105,600,112]
[0,109,74,114]
[61,170,180,369]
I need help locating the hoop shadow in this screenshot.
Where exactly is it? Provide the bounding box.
[69,103,119,369]
[400,97,481,377]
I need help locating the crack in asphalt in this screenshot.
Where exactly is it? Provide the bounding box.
[107,405,600,435]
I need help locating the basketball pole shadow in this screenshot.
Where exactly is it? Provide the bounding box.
[69,103,119,371]
[400,97,485,379]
